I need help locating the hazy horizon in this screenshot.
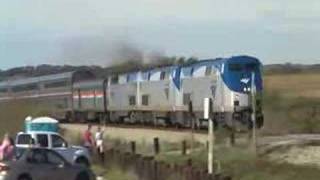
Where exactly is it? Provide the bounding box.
[1,0,320,69]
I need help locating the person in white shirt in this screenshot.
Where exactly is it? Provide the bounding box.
[95,126,105,163]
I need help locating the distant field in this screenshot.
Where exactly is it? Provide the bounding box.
[0,100,51,136]
[264,73,320,98]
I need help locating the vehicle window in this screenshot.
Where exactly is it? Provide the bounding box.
[27,149,47,164]
[17,134,32,145]
[37,134,49,147]
[15,148,27,160]
[229,64,243,71]
[47,151,65,165]
[51,135,67,148]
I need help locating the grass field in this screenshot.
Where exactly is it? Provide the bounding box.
[0,100,52,136]
[156,145,320,180]
[264,73,320,98]
[262,72,320,134]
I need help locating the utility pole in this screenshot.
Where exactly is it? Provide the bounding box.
[204,98,214,174]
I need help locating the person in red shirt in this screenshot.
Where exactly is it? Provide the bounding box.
[83,125,94,152]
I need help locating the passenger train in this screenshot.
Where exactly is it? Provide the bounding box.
[0,55,264,129]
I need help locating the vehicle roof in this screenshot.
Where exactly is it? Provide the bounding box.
[17,131,60,135]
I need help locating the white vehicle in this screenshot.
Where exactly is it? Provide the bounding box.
[15,131,91,167]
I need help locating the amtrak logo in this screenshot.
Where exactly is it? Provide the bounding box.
[240,78,250,84]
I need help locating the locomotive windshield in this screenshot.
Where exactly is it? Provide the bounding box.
[229,63,258,72]
[228,64,243,71]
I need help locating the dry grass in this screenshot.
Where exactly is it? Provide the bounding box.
[157,144,320,180]
[264,73,320,98]
[0,100,52,136]
[262,72,320,135]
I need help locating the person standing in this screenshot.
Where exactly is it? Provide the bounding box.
[95,126,105,163]
[83,124,94,153]
[0,134,15,161]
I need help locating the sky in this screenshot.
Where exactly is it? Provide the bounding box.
[0,0,319,69]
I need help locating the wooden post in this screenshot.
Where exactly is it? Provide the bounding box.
[189,101,195,153]
[230,101,239,146]
[182,140,187,155]
[154,137,160,155]
[130,141,136,154]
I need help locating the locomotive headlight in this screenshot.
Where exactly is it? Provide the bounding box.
[243,87,247,92]
[247,87,251,92]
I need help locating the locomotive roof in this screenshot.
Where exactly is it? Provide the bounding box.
[107,56,259,77]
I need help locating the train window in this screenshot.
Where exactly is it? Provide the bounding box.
[142,72,150,81]
[111,76,119,84]
[44,81,68,89]
[182,68,193,78]
[63,98,69,108]
[142,95,149,106]
[127,73,137,83]
[0,88,8,93]
[160,71,166,80]
[228,64,243,71]
[205,66,212,76]
[183,93,191,105]
[129,95,136,106]
[190,68,194,76]
[12,84,38,92]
